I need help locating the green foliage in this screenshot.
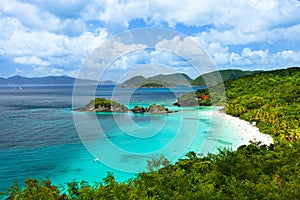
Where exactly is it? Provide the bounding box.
[146,155,170,172]
[122,75,146,86]
[192,69,260,86]
[224,67,300,142]
[139,82,166,88]
[175,88,211,106]
[93,98,112,108]
[87,98,128,112]
[134,80,172,88]
[6,178,61,200]
[93,98,123,109]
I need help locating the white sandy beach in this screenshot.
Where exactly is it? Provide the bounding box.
[202,108,274,147]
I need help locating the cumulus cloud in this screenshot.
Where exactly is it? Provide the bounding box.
[87,0,300,48]
[99,0,149,30]
[78,39,147,80]
[28,0,88,19]
[1,0,300,78]
[200,42,300,70]
[155,36,215,74]
[0,0,61,31]
[13,56,50,67]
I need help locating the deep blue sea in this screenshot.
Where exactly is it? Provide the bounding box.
[0,85,245,195]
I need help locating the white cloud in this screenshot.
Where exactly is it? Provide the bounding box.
[86,0,300,46]
[1,0,300,78]
[200,43,300,70]
[155,36,214,74]
[0,25,108,66]
[0,0,61,31]
[14,67,23,74]
[14,56,50,67]
[29,0,88,19]
[99,0,149,26]
[32,66,65,77]
[78,39,147,80]
[275,50,300,63]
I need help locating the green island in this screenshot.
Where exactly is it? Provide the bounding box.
[5,68,300,199]
[137,82,168,88]
[129,80,172,88]
[120,73,192,88]
[74,98,129,112]
[75,98,173,114]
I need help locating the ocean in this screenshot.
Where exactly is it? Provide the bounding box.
[0,85,245,194]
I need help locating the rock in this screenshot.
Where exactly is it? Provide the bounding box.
[174,92,199,107]
[110,105,128,112]
[131,106,146,113]
[148,104,171,114]
[173,102,180,106]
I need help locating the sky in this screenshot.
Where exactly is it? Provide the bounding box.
[1,0,300,81]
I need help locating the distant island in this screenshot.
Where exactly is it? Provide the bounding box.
[120,73,192,88]
[0,75,99,85]
[0,70,262,86]
[0,75,118,85]
[120,70,263,88]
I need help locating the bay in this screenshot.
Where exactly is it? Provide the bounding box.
[0,85,244,194]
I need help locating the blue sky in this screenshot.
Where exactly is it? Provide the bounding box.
[1,0,300,81]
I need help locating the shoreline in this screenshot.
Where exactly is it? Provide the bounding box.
[201,107,274,147]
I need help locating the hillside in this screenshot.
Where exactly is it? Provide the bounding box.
[122,75,146,86]
[122,73,192,87]
[148,73,192,85]
[224,67,300,140]
[192,69,261,86]
[0,75,97,85]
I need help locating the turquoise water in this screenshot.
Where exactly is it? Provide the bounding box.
[0,85,245,195]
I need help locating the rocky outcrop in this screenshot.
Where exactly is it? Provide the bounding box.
[173,92,199,107]
[148,104,171,114]
[174,88,213,107]
[131,106,146,113]
[130,104,175,114]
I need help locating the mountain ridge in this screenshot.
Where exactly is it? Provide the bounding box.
[192,69,263,86]
[0,75,99,85]
[122,73,192,87]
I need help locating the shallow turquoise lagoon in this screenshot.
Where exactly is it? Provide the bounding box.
[0,85,246,194]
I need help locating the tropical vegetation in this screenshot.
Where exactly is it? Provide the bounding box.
[191,69,261,86]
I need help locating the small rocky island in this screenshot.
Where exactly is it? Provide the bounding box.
[75,98,128,112]
[75,98,174,114]
[131,104,174,114]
